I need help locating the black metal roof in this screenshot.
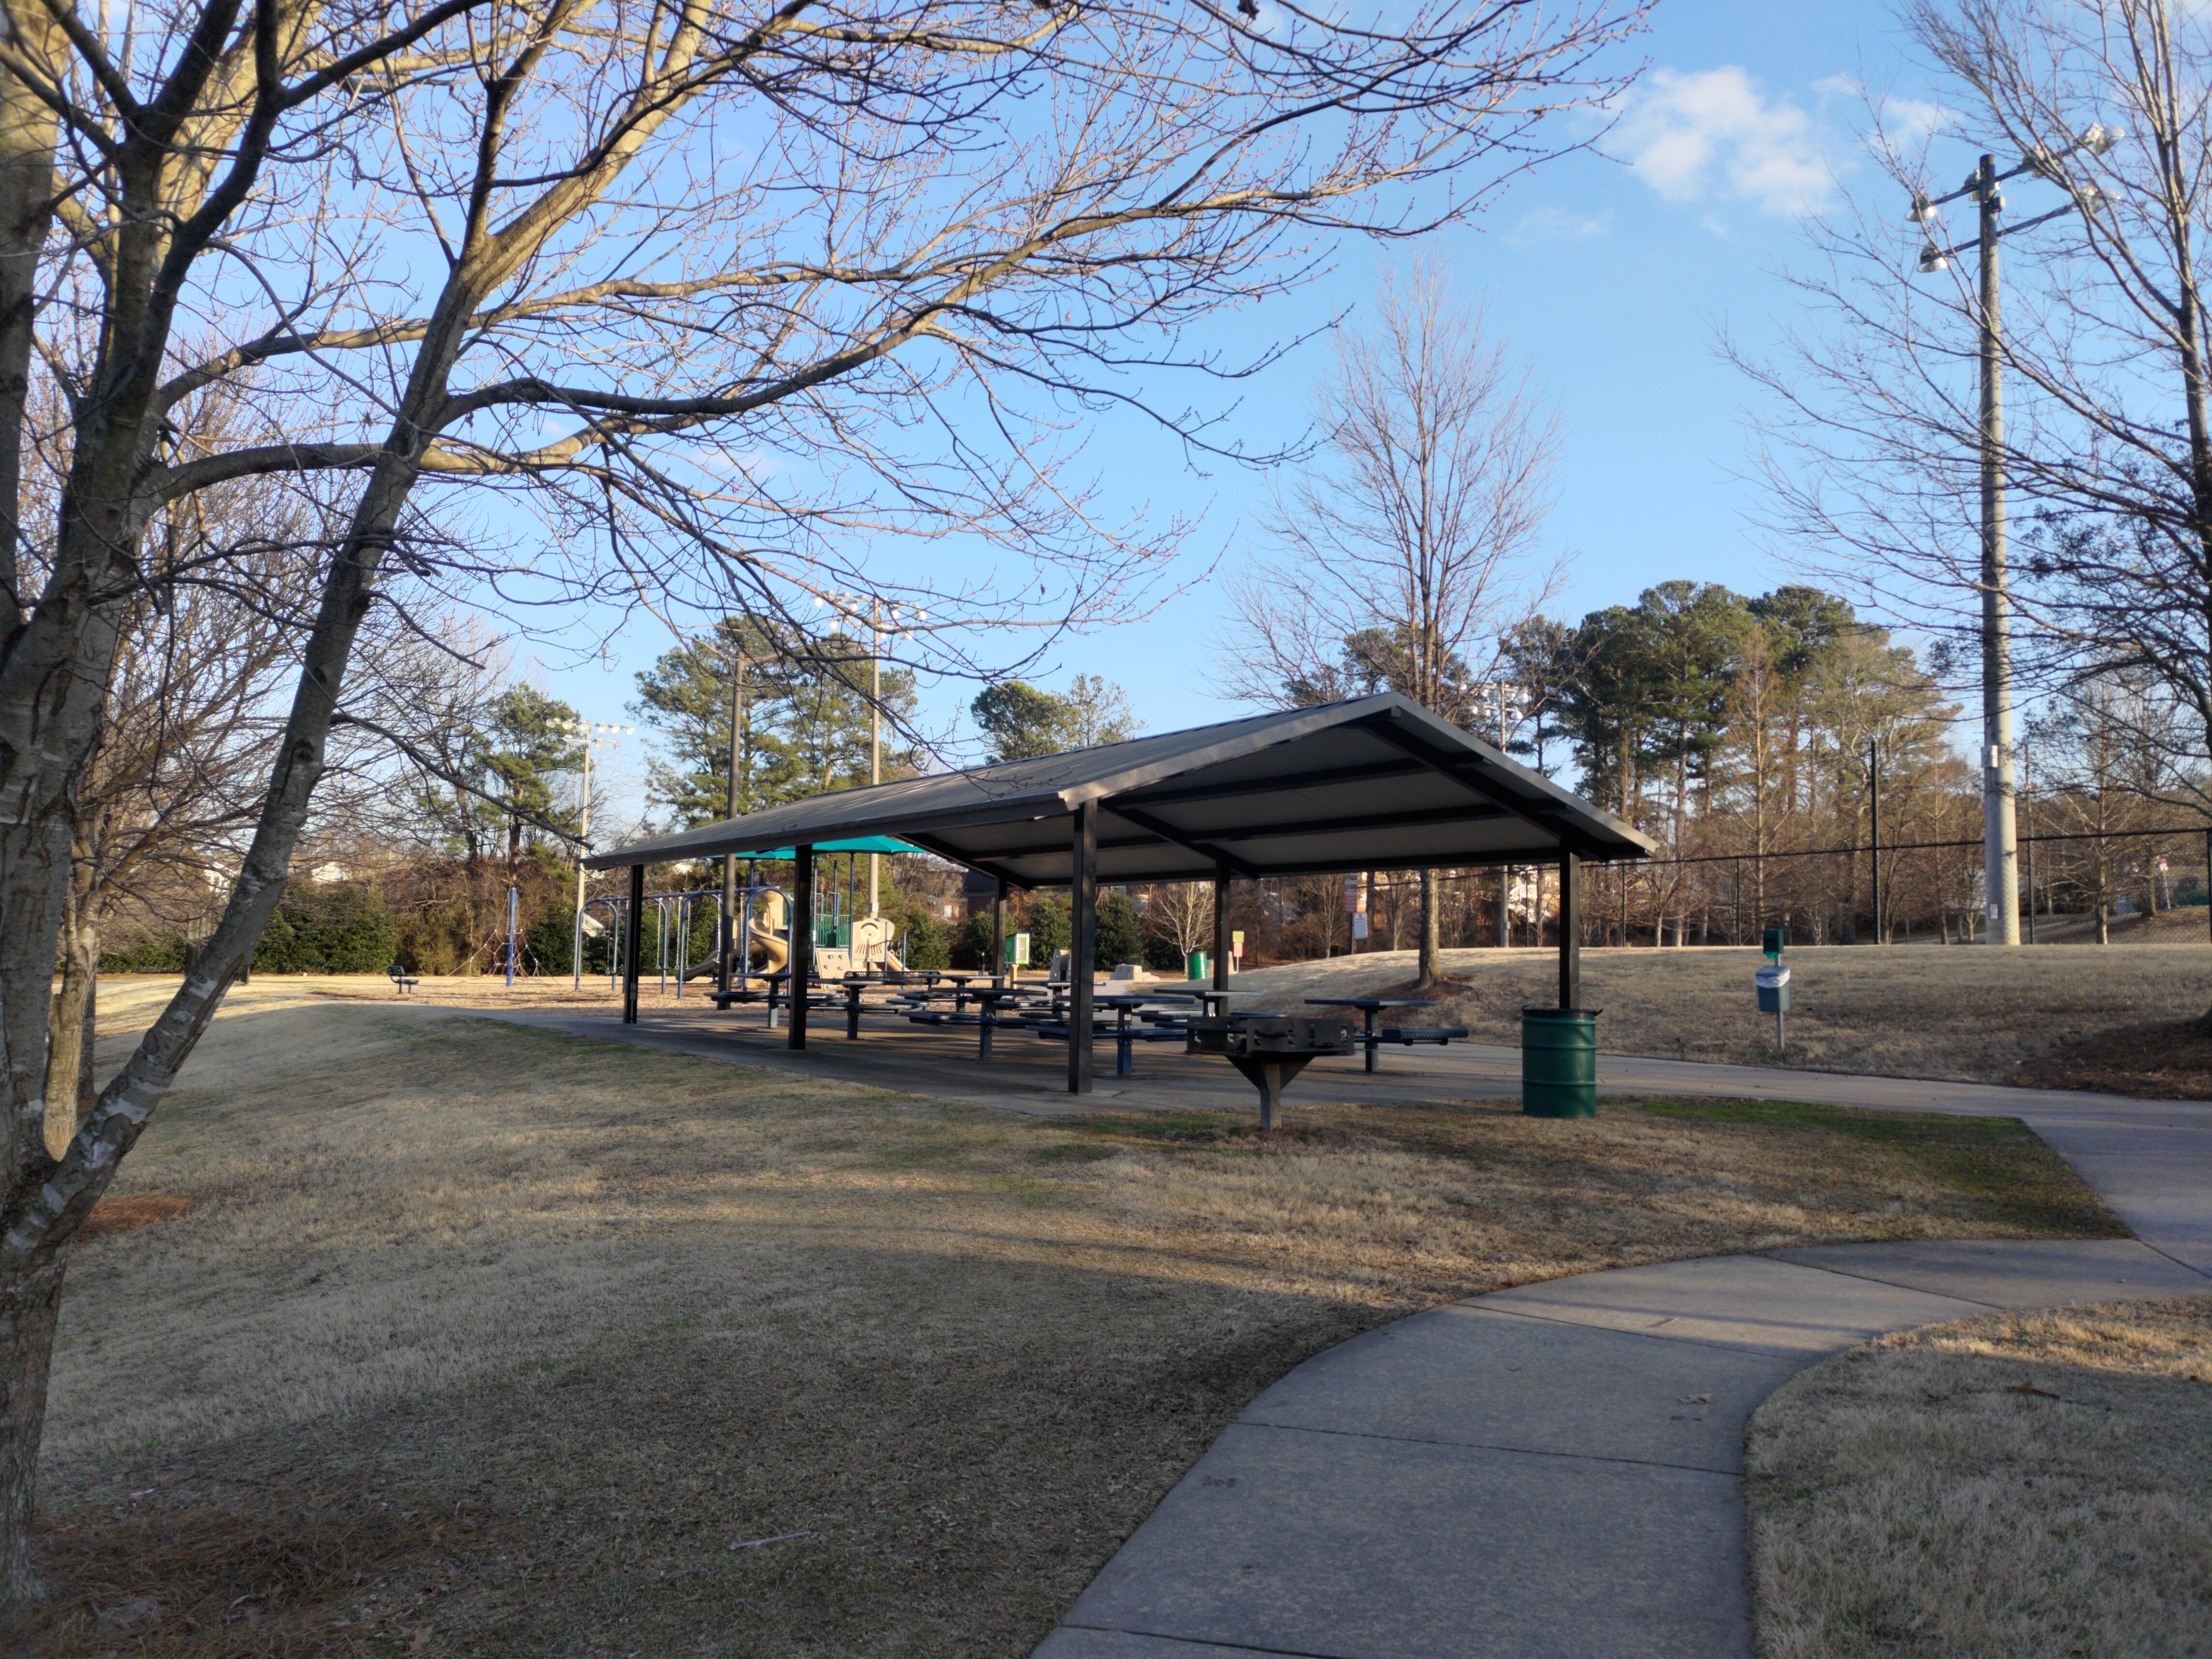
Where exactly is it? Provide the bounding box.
[587,693,1655,886]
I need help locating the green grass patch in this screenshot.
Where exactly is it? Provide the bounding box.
[1631,1097,2127,1238]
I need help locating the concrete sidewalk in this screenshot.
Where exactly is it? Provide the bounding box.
[1016,1045,2212,1657]
[1031,1240,2211,1659]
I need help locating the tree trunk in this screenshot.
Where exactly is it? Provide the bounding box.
[2096,903,2110,946]
[0,1256,63,1604]
[41,853,97,1157]
[1418,869,1441,988]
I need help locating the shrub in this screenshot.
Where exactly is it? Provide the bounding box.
[950,912,995,970]
[1024,893,1070,962]
[99,935,188,974]
[1143,930,1187,972]
[527,908,578,975]
[253,884,398,974]
[1097,889,1145,968]
[890,900,950,970]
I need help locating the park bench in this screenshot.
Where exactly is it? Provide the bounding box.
[388,963,420,996]
[1378,1025,1471,1048]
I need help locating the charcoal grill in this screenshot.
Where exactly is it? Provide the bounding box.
[1187,1012,1356,1128]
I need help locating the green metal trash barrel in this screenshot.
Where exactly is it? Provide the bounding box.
[1187,950,1209,981]
[1521,1006,1601,1118]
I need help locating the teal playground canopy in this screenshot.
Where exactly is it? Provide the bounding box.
[723,836,917,859]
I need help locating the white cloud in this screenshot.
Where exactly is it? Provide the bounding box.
[1507,205,1613,247]
[1615,66,1836,217]
[1879,96,1954,143]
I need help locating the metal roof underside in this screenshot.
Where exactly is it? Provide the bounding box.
[586,693,1656,887]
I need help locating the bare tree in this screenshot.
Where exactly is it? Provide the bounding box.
[1142,879,1214,963]
[0,0,1651,1601]
[1742,0,2212,937]
[1228,256,1565,985]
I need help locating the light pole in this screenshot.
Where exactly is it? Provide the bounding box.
[720,642,747,996]
[553,720,630,989]
[1910,125,2118,946]
[828,593,925,920]
[1866,736,1882,945]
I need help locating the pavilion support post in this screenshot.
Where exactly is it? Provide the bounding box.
[1558,852,1581,1011]
[789,844,814,1050]
[1069,803,1096,1094]
[623,864,645,1024]
[993,878,1008,986]
[1212,864,1231,990]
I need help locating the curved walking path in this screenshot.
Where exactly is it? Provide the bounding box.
[1031,1239,2207,1659]
[1031,1072,2212,1659]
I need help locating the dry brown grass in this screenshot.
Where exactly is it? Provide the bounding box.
[1220,943,2212,1090]
[10,993,2121,1657]
[1747,1298,2212,1659]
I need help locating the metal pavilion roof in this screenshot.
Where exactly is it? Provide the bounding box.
[586,693,1655,886]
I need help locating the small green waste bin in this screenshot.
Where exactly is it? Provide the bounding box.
[1187,951,1208,981]
[1521,1006,1600,1118]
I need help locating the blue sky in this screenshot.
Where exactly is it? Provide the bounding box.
[528,2,1940,822]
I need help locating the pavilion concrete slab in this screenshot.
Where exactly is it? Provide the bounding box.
[1044,1420,1751,1659]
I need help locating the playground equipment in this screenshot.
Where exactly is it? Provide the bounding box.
[584,860,906,998]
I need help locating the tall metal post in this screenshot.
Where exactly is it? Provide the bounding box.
[1068,803,1096,1094]
[720,650,744,995]
[1557,852,1581,1011]
[1212,864,1231,991]
[572,741,593,990]
[870,606,883,917]
[788,844,814,1050]
[622,864,644,1023]
[1978,153,2022,946]
[1868,738,1881,945]
[992,878,1008,985]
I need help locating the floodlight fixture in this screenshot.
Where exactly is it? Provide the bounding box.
[1918,242,1950,273]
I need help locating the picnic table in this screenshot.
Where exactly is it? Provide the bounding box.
[1164,985,1257,1021]
[899,982,1042,1059]
[1028,990,1201,1076]
[1304,997,1468,1072]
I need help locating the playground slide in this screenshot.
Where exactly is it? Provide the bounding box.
[745,923,789,982]
[677,921,788,985]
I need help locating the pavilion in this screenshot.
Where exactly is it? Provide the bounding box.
[587,693,1655,1092]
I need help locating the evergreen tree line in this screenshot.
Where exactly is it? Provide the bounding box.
[1499,582,2205,942]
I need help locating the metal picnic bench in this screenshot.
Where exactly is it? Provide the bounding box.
[1305,997,1470,1073]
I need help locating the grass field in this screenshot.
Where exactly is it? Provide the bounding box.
[1219,943,2212,1093]
[12,988,2120,1658]
[1747,1298,2212,1659]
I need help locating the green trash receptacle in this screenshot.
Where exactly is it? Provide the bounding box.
[1521,1005,1600,1118]
[1187,950,1208,981]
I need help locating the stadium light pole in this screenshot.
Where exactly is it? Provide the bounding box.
[1910,125,2118,946]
